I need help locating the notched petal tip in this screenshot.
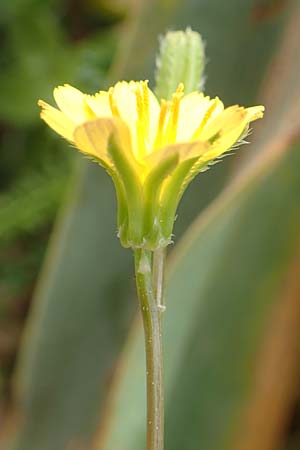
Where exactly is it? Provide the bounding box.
[246,105,265,121]
[37,98,75,141]
[38,99,53,112]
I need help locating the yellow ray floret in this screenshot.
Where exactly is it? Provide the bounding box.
[38,80,264,178]
[38,80,264,249]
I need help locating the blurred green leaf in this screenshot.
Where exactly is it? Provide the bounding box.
[0,160,70,243]
[14,162,135,450]
[0,5,75,124]
[0,2,116,125]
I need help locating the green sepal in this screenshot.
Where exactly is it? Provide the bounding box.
[109,170,129,247]
[107,135,143,248]
[159,157,200,240]
[143,153,179,249]
[155,27,205,100]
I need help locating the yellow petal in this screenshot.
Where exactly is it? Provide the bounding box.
[199,105,265,161]
[176,92,208,141]
[200,105,264,142]
[199,105,243,141]
[111,81,160,158]
[38,100,75,142]
[73,117,134,168]
[111,81,138,118]
[54,84,95,123]
[245,105,265,122]
[192,97,225,140]
[176,92,224,141]
[84,91,112,117]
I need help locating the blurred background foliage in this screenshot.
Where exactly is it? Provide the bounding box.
[0,1,300,450]
[0,0,119,426]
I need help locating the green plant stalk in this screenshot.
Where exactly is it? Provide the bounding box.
[134,248,166,450]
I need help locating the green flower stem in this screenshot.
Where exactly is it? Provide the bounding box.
[134,248,165,450]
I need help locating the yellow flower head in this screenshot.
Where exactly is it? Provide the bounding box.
[38,81,264,249]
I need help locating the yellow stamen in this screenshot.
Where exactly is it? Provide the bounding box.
[83,99,98,120]
[109,87,120,117]
[192,97,220,140]
[154,100,169,150]
[168,83,184,143]
[135,81,150,157]
[176,83,184,95]
[142,80,150,138]
[170,83,184,143]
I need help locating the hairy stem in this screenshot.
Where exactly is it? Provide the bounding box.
[134,248,165,450]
